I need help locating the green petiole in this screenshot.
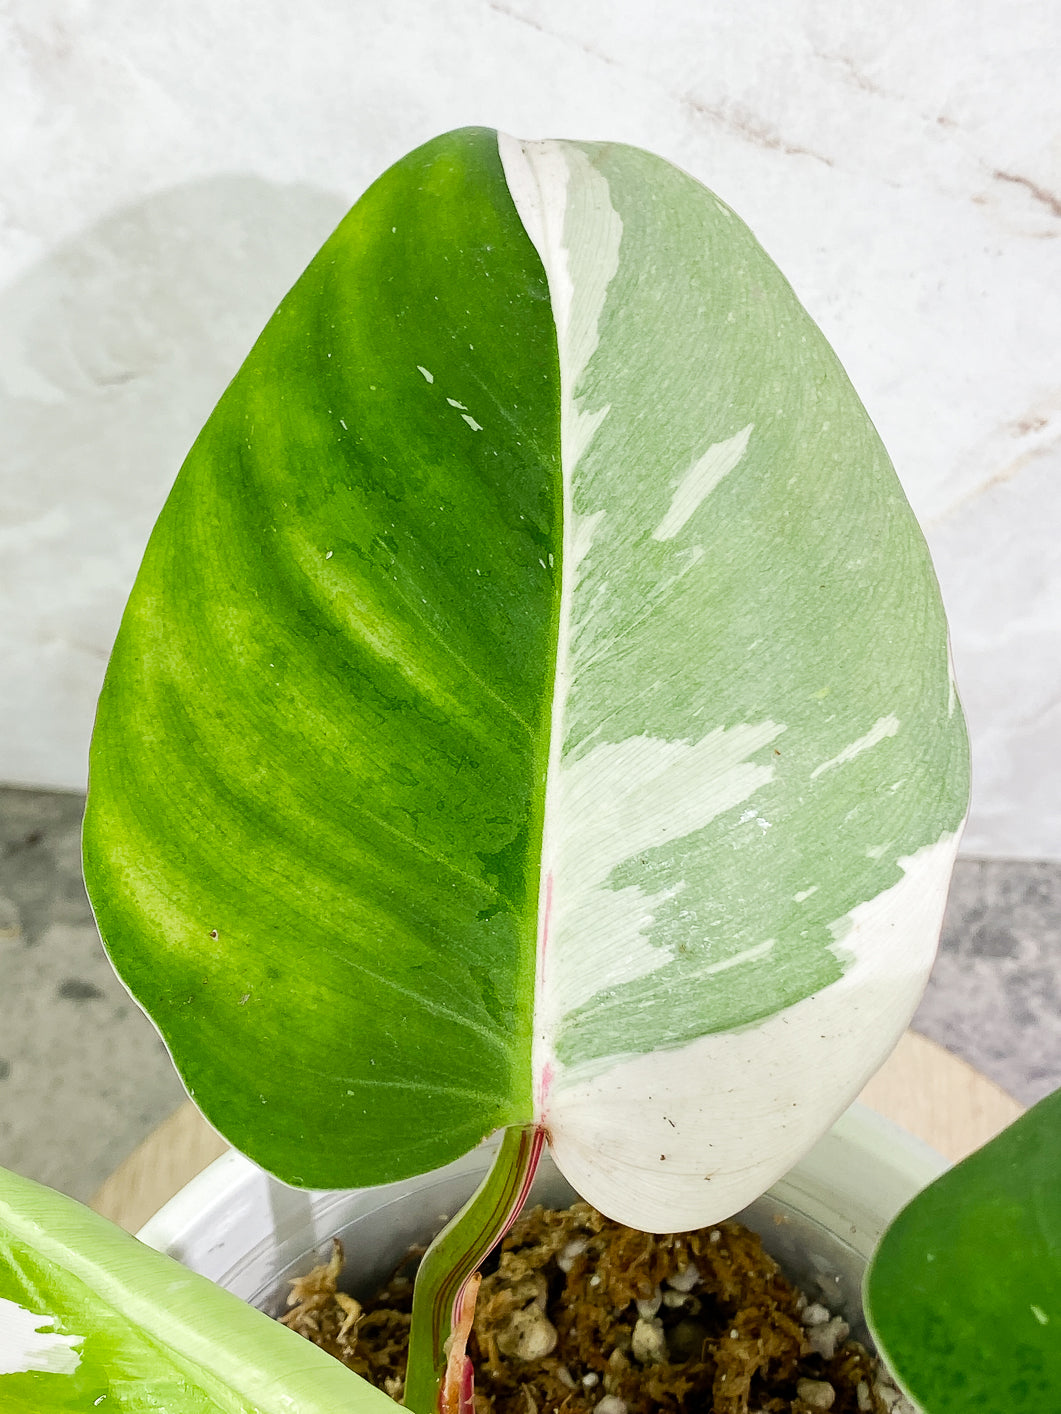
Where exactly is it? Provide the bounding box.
[403,1124,545,1414]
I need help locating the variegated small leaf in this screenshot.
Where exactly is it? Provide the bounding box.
[0,1164,391,1413]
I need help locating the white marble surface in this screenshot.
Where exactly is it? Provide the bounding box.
[1,1,1059,856]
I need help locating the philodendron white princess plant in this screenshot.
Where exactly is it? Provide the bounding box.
[1,129,973,1413]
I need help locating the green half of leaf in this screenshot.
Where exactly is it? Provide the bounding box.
[84,126,561,1186]
[865,1088,1061,1412]
[0,1163,393,1413]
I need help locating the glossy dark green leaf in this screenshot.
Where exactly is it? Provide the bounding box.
[866,1088,1061,1412]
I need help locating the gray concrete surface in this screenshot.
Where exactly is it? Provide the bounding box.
[1,785,1058,1202]
[0,787,185,1200]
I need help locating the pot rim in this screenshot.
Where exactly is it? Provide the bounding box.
[138,1100,946,1257]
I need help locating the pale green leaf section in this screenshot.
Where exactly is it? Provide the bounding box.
[499,134,968,1226]
[0,1164,392,1413]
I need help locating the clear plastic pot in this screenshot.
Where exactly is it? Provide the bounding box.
[139,1102,943,1346]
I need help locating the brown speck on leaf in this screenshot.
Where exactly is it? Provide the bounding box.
[209,929,219,940]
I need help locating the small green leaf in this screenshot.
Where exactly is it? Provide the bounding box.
[865,1089,1061,1412]
[0,1163,393,1413]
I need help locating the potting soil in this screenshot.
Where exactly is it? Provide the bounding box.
[280,1200,912,1414]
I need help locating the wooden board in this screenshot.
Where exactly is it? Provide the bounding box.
[857,1031,1022,1163]
[91,1031,1024,1234]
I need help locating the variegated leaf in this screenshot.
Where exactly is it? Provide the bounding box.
[84,128,968,1229]
[0,1164,390,1413]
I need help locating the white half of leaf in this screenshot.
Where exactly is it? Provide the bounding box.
[499,132,966,1232]
[547,832,961,1230]
[0,1296,83,1376]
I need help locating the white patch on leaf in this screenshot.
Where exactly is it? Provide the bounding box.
[502,133,633,1081]
[549,878,683,1014]
[700,937,775,976]
[0,1297,83,1376]
[652,424,754,541]
[546,832,960,1230]
[539,722,783,1031]
[810,715,900,779]
[497,133,621,470]
[497,136,573,330]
